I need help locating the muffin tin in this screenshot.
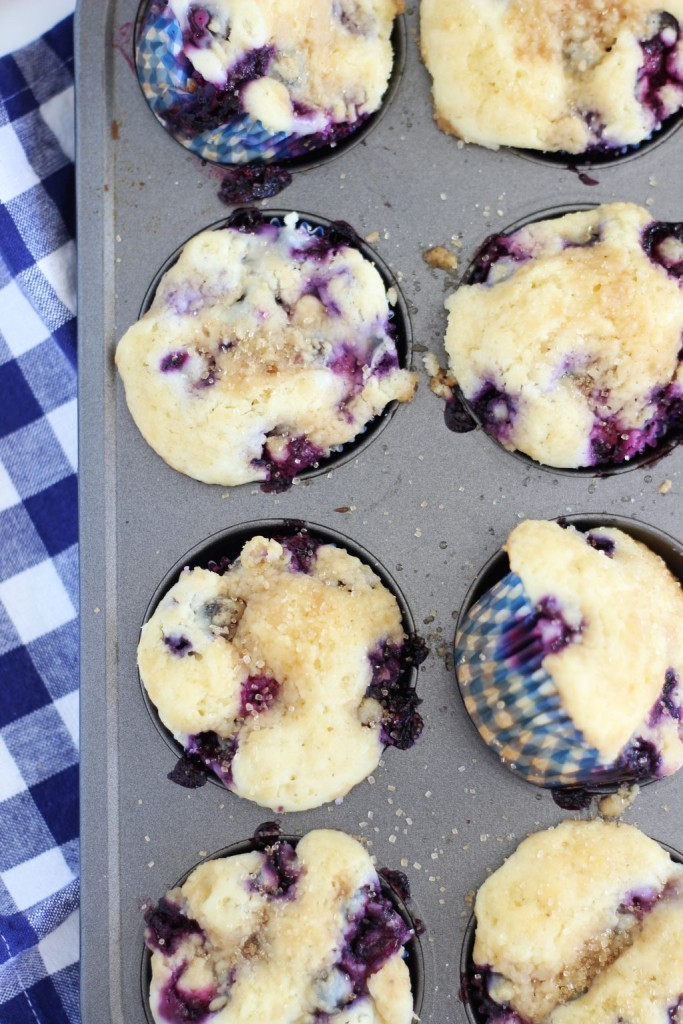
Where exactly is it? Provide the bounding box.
[77,2,683,1021]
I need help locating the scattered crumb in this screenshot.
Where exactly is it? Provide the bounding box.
[598,784,640,819]
[659,479,673,494]
[365,230,380,243]
[423,353,456,401]
[386,286,398,305]
[422,245,458,272]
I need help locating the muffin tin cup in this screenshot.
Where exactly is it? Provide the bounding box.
[133,0,406,170]
[448,203,683,478]
[454,513,683,797]
[139,827,426,1024]
[139,518,421,792]
[458,838,683,1024]
[136,207,414,487]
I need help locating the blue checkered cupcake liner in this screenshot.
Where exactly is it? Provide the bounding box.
[134,1,357,165]
[455,572,613,788]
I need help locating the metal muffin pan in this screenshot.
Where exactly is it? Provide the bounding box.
[77,2,683,1021]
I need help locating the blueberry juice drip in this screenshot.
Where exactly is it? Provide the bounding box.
[497,595,582,670]
[218,165,293,205]
[469,382,517,443]
[168,731,238,789]
[461,964,531,1024]
[338,885,412,999]
[444,392,478,433]
[252,434,325,493]
[144,895,204,956]
[366,635,427,749]
[636,13,683,125]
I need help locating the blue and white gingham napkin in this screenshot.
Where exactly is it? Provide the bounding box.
[0,16,79,1024]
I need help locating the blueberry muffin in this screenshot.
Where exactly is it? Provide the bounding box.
[139,532,425,810]
[136,0,401,163]
[421,0,683,154]
[116,211,416,490]
[467,819,683,1024]
[144,825,416,1024]
[444,203,683,469]
[455,519,683,789]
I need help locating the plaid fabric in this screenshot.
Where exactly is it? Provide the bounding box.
[455,572,605,787]
[0,16,79,1024]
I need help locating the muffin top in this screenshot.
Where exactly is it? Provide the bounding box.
[138,534,423,811]
[444,203,683,469]
[141,0,399,143]
[421,0,683,153]
[505,519,683,762]
[145,828,415,1024]
[473,819,683,1024]
[116,213,416,488]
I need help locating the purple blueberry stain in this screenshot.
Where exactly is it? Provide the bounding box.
[461,964,531,1024]
[668,996,683,1023]
[157,965,216,1024]
[161,350,190,372]
[468,233,530,286]
[618,886,661,921]
[366,634,427,750]
[336,885,412,1000]
[642,221,683,281]
[616,736,661,780]
[250,837,300,899]
[276,531,321,573]
[144,895,204,956]
[469,382,517,443]
[655,667,683,722]
[585,532,615,557]
[636,13,682,125]
[184,6,212,48]
[240,675,279,717]
[371,346,400,378]
[589,378,683,465]
[161,45,276,138]
[497,593,583,667]
[168,731,238,789]
[253,434,325,493]
[165,634,193,656]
